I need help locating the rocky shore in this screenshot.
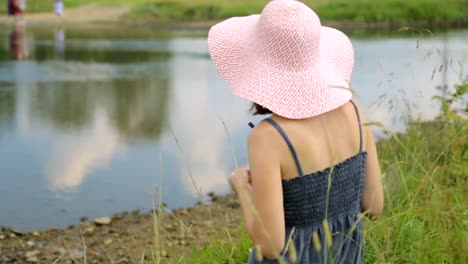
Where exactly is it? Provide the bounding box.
[0,194,243,263]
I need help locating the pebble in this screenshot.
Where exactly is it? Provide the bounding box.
[83,227,94,234]
[165,224,176,232]
[26,256,38,263]
[9,233,16,239]
[32,232,40,237]
[11,229,25,236]
[0,234,4,240]
[25,250,40,258]
[161,250,168,257]
[104,239,113,246]
[94,217,112,225]
[26,241,34,247]
[203,220,213,226]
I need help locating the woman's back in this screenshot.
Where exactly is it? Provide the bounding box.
[246,100,370,263]
[267,101,365,181]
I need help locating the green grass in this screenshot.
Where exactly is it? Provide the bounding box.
[313,0,468,25]
[126,0,468,27]
[363,119,467,263]
[1,0,466,28]
[124,0,468,25]
[184,227,253,264]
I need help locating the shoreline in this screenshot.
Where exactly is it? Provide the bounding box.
[0,4,467,32]
[0,194,243,263]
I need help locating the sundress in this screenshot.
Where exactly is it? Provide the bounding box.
[247,101,367,264]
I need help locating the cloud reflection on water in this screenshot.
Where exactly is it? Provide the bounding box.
[164,51,250,198]
[46,109,122,192]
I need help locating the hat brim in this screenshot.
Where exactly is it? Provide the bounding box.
[208,15,352,119]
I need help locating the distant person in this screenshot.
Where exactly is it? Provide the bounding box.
[209,0,384,263]
[13,0,26,18]
[54,0,64,18]
[7,0,15,16]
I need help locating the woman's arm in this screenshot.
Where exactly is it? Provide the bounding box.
[361,124,384,217]
[230,122,286,260]
[248,123,286,259]
[353,101,384,217]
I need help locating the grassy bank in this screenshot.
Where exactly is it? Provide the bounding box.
[181,79,468,262]
[1,0,467,29]
[128,0,468,28]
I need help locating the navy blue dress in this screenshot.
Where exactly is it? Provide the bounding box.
[247,101,367,264]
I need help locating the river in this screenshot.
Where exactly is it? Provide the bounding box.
[0,24,466,230]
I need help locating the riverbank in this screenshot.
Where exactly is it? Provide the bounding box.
[0,194,245,263]
[0,1,467,30]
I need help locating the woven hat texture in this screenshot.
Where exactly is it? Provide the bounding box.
[208,0,354,119]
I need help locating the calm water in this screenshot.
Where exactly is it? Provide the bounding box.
[0,24,466,230]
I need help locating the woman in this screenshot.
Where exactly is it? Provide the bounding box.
[208,0,384,263]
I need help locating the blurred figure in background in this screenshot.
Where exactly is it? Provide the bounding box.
[13,0,26,19]
[7,0,15,16]
[54,26,65,59]
[9,24,28,60]
[54,0,64,21]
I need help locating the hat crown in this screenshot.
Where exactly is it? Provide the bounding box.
[256,0,322,71]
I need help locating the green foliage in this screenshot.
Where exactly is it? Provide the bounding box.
[312,0,467,24]
[364,118,467,263]
[433,74,468,121]
[184,228,252,263]
[127,0,468,26]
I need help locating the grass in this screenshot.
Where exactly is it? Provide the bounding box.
[127,0,468,27]
[1,0,467,28]
[363,119,467,263]
[184,227,252,264]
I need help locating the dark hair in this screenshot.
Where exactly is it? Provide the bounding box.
[250,103,273,116]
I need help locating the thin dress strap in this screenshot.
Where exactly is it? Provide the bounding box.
[349,100,363,153]
[263,118,304,176]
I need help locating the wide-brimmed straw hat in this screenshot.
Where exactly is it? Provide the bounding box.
[208,0,354,119]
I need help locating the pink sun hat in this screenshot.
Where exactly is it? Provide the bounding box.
[320,26,355,85]
[208,0,354,119]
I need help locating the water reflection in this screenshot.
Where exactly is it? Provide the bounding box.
[8,24,28,60]
[54,27,65,59]
[46,109,122,191]
[0,26,172,195]
[29,78,170,139]
[0,84,15,133]
[156,52,252,208]
[30,77,170,191]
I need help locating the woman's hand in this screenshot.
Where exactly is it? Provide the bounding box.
[229,166,252,194]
